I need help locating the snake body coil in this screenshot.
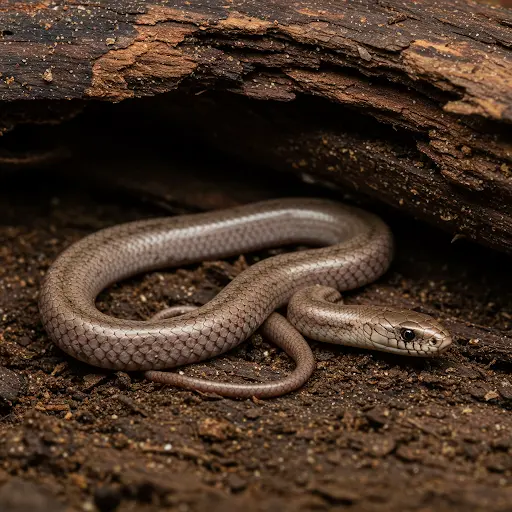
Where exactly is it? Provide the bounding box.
[39,198,451,398]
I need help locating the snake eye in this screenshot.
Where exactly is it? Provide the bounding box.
[401,329,416,342]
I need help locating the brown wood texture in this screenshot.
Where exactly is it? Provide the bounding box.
[0,0,511,251]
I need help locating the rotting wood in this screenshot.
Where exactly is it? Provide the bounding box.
[0,0,511,252]
[157,92,512,254]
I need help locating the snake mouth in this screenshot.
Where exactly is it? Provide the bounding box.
[369,340,452,358]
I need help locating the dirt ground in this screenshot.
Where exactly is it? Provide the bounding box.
[0,138,511,512]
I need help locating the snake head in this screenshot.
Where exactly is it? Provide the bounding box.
[365,309,452,357]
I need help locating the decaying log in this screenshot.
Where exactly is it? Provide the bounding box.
[157,92,512,253]
[0,0,511,251]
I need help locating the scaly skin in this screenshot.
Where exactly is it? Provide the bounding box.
[38,198,452,398]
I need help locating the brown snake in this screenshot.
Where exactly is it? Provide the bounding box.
[39,198,452,398]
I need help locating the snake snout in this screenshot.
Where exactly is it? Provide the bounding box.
[434,334,452,354]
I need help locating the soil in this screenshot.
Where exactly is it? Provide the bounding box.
[0,133,511,512]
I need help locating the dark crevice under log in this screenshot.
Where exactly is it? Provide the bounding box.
[0,0,511,252]
[121,91,512,253]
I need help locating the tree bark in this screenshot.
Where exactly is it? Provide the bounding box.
[0,0,511,251]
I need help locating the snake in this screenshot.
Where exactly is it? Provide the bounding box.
[38,198,452,398]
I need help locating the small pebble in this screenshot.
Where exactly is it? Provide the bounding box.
[226,473,247,492]
[244,408,261,420]
[0,366,24,403]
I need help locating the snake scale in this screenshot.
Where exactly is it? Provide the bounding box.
[39,198,452,398]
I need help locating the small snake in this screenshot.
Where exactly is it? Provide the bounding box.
[39,198,452,398]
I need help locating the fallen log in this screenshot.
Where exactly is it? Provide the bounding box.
[0,0,511,251]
